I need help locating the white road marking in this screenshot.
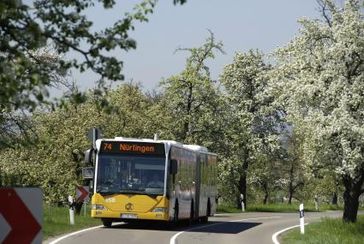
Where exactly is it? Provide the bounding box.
[169,216,281,244]
[272,223,309,244]
[49,225,103,244]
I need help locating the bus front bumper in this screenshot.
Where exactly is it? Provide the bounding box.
[91,209,169,221]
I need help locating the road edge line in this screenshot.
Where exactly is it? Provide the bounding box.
[48,225,103,244]
[272,223,309,244]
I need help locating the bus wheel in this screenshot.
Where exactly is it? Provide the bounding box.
[189,200,194,225]
[207,198,211,216]
[200,200,210,223]
[173,201,179,225]
[101,218,112,228]
[200,216,208,223]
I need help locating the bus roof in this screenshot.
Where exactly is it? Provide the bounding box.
[183,144,208,152]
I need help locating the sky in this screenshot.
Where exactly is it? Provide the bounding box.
[70,0,325,92]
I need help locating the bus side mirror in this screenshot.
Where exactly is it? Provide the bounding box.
[170,159,178,174]
[81,167,94,180]
[84,149,94,166]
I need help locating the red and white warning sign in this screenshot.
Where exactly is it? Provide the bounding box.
[76,186,89,203]
[0,188,42,244]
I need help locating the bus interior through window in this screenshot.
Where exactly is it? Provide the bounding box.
[96,154,165,195]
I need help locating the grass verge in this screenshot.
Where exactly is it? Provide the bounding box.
[217,203,343,213]
[216,204,242,213]
[43,204,101,240]
[248,203,300,212]
[248,203,342,212]
[281,215,364,244]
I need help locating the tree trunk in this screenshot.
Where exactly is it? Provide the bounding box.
[263,193,269,204]
[288,161,294,204]
[332,192,338,205]
[343,190,359,223]
[236,149,249,209]
[263,181,269,204]
[238,174,247,209]
[236,194,242,209]
[342,174,363,223]
[288,190,293,204]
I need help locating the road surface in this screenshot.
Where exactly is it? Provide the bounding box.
[45,211,345,244]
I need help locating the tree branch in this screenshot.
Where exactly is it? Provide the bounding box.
[316,0,332,27]
[44,34,97,74]
[292,181,304,192]
[348,52,363,78]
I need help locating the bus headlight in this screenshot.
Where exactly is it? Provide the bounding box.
[152,207,167,213]
[92,204,107,210]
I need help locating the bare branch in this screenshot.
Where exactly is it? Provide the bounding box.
[316,0,333,27]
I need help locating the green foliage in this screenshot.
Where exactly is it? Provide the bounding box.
[302,172,342,204]
[0,111,38,149]
[247,203,340,213]
[282,215,364,244]
[216,204,241,213]
[271,0,364,178]
[0,0,191,112]
[0,83,159,203]
[248,203,304,212]
[219,49,281,206]
[0,99,103,202]
[248,154,285,204]
[270,0,364,222]
[44,204,100,239]
[160,31,225,147]
[104,82,159,138]
[217,203,342,213]
[277,130,307,204]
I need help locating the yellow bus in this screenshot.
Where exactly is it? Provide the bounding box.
[85,137,218,227]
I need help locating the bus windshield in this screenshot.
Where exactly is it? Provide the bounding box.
[96,154,165,195]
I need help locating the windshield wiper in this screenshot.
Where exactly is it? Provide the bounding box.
[97,190,117,196]
[118,190,145,195]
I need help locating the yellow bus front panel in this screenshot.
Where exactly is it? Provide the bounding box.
[91,193,170,221]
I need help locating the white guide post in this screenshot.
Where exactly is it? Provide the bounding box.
[240,194,245,212]
[68,195,75,225]
[299,203,304,234]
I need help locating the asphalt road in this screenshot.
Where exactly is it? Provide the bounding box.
[45,211,345,244]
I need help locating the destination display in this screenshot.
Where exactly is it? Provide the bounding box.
[100,141,165,156]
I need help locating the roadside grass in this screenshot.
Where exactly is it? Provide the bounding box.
[248,203,301,212]
[281,215,364,244]
[216,204,242,213]
[43,204,101,240]
[247,203,342,212]
[217,203,344,213]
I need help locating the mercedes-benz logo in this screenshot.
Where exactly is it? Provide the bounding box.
[125,203,134,211]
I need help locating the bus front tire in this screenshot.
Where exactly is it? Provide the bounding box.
[102,218,112,228]
[189,200,195,224]
[173,201,179,225]
[200,216,208,223]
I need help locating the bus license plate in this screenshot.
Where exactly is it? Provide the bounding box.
[121,213,137,219]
